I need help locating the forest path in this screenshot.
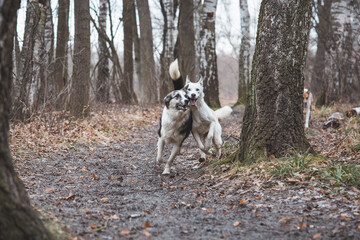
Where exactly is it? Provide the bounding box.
[16,108,359,239]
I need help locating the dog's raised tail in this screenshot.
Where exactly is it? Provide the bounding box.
[169,59,181,80]
[215,106,233,122]
[169,59,183,90]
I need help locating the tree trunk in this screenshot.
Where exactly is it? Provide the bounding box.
[96,0,110,103]
[0,1,52,238]
[178,0,196,84]
[136,0,157,103]
[122,0,138,103]
[42,0,55,108]
[199,0,221,108]
[232,0,313,164]
[12,0,41,120]
[70,0,90,117]
[54,0,69,110]
[237,0,250,105]
[159,0,177,98]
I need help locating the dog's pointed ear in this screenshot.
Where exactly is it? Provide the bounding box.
[164,92,173,109]
[198,77,203,86]
[185,76,190,85]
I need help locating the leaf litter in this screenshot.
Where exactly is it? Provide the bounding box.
[11,104,359,239]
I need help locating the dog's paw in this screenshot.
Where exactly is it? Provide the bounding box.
[156,157,163,164]
[199,157,206,163]
[162,168,170,175]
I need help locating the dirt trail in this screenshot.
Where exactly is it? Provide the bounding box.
[17,109,359,239]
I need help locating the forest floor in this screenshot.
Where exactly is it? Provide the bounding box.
[11,104,360,240]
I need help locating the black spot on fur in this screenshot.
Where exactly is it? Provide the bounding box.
[172,75,183,90]
[179,111,193,146]
[157,116,162,137]
[164,93,173,109]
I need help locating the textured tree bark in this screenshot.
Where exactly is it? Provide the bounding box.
[136,0,157,103]
[178,0,196,83]
[97,0,110,103]
[122,0,138,103]
[42,0,55,106]
[70,0,90,117]
[199,0,221,108]
[159,0,177,98]
[12,0,40,120]
[237,0,250,105]
[232,0,314,164]
[311,0,360,105]
[0,1,52,238]
[54,0,69,110]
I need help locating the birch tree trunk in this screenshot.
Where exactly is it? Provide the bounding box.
[12,0,40,120]
[232,0,313,164]
[122,0,138,103]
[159,0,177,98]
[178,0,196,83]
[97,0,110,103]
[136,0,157,103]
[42,0,55,106]
[0,1,52,238]
[54,0,69,110]
[237,0,250,105]
[70,0,90,117]
[199,0,220,108]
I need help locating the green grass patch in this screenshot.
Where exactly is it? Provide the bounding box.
[321,163,360,187]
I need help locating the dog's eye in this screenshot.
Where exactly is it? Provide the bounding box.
[175,94,180,99]
[196,88,199,91]
[187,88,190,91]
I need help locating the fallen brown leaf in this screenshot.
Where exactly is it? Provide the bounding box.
[120,230,130,235]
[233,221,242,227]
[313,233,321,239]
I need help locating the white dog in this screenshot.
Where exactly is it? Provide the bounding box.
[184,77,232,161]
[303,88,313,128]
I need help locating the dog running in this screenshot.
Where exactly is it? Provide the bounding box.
[156,61,192,175]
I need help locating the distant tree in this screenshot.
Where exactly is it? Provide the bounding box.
[231,0,313,163]
[178,0,196,84]
[96,0,110,103]
[70,0,90,117]
[136,0,157,103]
[237,0,250,105]
[12,0,41,120]
[310,0,360,105]
[54,0,69,110]
[310,0,332,106]
[0,0,52,238]
[159,0,178,98]
[199,0,221,108]
[122,0,138,103]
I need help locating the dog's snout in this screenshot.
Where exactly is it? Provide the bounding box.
[191,93,196,98]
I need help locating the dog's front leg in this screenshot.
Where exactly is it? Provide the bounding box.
[162,145,180,175]
[204,122,216,151]
[192,131,210,155]
[156,138,165,164]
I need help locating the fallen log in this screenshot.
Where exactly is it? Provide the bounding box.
[323,112,344,129]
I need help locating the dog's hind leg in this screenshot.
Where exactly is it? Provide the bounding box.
[213,127,223,160]
[156,138,165,164]
[193,131,210,155]
[162,145,180,175]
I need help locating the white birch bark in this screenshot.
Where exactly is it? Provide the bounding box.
[237,0,250,104]
[199,0,220,107]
